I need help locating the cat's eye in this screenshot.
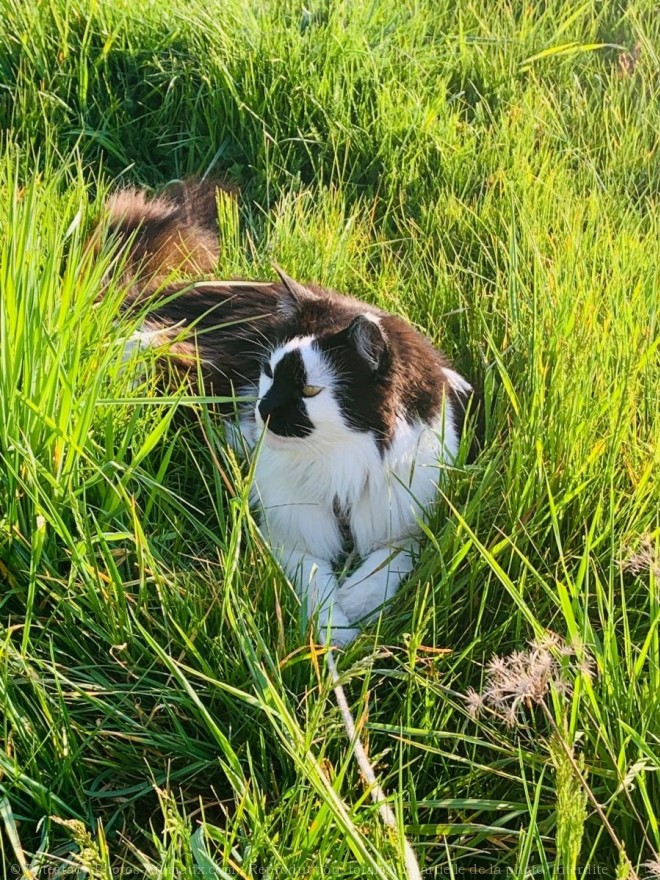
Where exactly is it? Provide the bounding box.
[263,363,273,379]
[302,385,323,398]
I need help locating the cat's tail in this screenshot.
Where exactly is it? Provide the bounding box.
[100,178,233,298]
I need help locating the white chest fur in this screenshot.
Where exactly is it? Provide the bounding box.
[245,400,462,645]
[251,409,458,555]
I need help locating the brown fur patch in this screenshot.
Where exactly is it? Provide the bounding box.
[102,179,233,293]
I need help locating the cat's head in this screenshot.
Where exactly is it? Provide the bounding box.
[253,268,467,454]
[254,313,395,451]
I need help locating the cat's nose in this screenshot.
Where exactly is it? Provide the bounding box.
[258,398,276,421]
[259,387,289,422]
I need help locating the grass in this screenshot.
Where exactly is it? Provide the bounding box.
[0,0,659,875]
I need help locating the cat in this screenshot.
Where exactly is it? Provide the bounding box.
[103,180,474,645]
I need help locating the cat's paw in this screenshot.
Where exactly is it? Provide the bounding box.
[316,604,360,647]
[336,587,368,624]
[337,573,385,624]
[323,624,360,647]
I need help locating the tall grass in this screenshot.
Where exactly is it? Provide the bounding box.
[0,0,659,876]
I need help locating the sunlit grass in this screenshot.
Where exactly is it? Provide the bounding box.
[0,0,659,876]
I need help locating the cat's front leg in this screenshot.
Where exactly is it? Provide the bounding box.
[278,548,359,646]
[336,541,417,625]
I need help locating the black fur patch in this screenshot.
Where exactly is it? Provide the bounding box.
[258,350,314,438]
[317,326,394,452]
[104,181,472,453]
[133,279,467,454]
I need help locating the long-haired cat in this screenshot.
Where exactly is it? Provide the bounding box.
[103,180,474,645]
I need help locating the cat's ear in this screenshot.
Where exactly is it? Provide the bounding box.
[347,314,389,371]
[273,264,318,304]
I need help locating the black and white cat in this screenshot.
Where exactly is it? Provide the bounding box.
[106,181,474,645]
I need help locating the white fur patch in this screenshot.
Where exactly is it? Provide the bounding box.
[117,325,170,364]
[248,336,471,642]
[443,367,473,397]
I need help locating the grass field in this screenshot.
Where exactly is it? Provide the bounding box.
[1,0,659,876]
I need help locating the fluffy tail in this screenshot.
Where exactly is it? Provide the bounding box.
[102,178,233,295]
